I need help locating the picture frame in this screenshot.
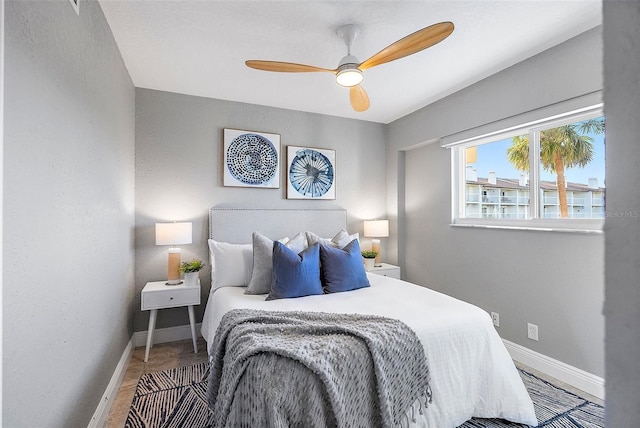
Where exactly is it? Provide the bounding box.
[223,128,281,188]
[286,146,336,200]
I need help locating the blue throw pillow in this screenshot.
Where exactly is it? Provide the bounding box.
[320,239,370,293]
[267,242,323,301]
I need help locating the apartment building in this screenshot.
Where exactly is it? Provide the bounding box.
[465,168,605,219]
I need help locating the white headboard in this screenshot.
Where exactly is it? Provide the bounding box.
[209,208,347,243]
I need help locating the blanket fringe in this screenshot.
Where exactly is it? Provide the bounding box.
[400,386,432,427]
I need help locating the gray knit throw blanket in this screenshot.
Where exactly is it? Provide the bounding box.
[207,309,431,428]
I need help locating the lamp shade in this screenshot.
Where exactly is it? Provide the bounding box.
[155,222,192,246]
[363,220,389,238]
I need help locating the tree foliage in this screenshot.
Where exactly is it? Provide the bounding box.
[507,117,605,218]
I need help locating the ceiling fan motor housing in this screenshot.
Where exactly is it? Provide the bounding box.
[336,54,363,87]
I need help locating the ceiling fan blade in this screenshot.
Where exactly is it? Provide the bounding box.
[358,22,454,71]
[350,85,370,112]
[245,60,335,73]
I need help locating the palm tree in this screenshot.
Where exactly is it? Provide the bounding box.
[507,118,605,218]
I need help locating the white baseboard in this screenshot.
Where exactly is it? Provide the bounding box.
[503,339,605,400]
[88,338,134,428]
[133,323,203,348]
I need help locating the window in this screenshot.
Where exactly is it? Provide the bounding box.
[448,106,605,231]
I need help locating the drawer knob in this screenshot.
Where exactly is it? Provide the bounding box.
[170,297,174,300]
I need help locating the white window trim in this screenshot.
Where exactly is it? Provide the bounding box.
[447,97,604,233]
[441,91,602,148]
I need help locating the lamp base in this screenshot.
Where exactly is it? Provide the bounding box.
[167,249,182,285]
[372,239,382,266]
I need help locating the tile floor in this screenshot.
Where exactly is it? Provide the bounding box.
[106,338,604,427]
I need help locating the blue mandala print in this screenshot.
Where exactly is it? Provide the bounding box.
[226,134,278,185]
[289,149,334,197]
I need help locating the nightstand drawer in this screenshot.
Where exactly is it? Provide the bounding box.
[372,269,400,279]
[369,263,401,279]
[142,287,200,310]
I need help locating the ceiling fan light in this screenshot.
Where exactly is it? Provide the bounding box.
[336,65,363,87]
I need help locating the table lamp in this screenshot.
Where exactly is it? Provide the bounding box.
[156,222,192,285]
[364,220,389,267]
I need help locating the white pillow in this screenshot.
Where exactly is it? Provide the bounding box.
[245,231,307,295]
[306,229,359,249]
[286,231,308,253]
[208,239,253,289]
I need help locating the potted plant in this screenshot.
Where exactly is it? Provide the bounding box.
[179,259,205,286]
[361,250,378,272]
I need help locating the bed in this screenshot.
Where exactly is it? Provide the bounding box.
[201,208,537,428]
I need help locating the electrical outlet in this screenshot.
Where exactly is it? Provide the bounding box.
[527,323,539,341]
[491,312,500,327]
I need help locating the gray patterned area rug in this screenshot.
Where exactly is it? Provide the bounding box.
[124,363,604,428]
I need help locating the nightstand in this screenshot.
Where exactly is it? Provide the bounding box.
[141,280,201,362]
[369,263,401,279]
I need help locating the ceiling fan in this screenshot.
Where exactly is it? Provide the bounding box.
[245,22,454,112]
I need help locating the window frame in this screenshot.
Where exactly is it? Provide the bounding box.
[450,105,605,233]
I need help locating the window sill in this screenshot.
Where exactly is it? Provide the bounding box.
[450,219,604,234]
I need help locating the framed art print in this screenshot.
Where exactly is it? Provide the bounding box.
[223,129,280,188]
[287,146,336,200]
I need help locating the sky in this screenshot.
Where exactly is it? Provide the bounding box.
[469,118,605,187]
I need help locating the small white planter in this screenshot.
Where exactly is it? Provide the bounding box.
[363,258,375,272]
[183,271,200,286]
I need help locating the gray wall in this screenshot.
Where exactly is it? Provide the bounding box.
[134,88,387,332]
[603,1,640,425]
[387,27,605,376]
[3,1,135,426]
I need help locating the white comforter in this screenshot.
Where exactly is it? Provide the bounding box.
[201,274,538,428]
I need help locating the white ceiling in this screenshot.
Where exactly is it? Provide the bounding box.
[99,1,601,124]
